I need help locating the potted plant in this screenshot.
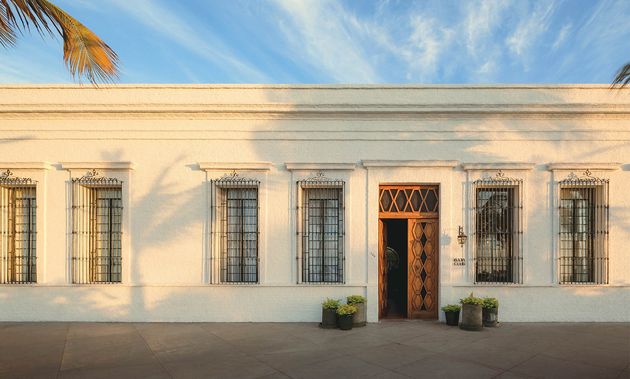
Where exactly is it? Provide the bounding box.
[459,293,484,331]
[347,295,366,327]
[336,304,357,330]
[321,298,341,329]
[441,304,461,326]
[482,297,499,327]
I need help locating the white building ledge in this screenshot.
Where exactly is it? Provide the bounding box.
[462,162,535,171]
[198,162,272,171]
[547,163,621,171]
[285,163,356,171]
[362,160,459,168]
[60,162,135,170]
[0,162,52,170]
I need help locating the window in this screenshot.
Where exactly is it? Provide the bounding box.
[71,170,123,284]
[558,172,608,284]
[298,174,344,283]
[213,174,259,283]
[0,170,36,284]
[472,173,523,284]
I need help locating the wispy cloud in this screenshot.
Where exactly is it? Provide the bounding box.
[272,0,380,82]
[107,0,269,82]
[552,23,572,51]
[506,2,556,58]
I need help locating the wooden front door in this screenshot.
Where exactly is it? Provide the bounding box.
[408,219,439,319]
[379,184,439,319]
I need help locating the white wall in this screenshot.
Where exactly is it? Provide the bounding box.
[0,85,628,322]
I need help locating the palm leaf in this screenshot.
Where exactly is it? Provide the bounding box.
[0,0,119,83]
[612,63,630,89]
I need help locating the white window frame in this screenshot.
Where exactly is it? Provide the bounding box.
[0,163,49,284]
[61,162,133,285]
[200,162,271,285]
[463,163,533,285]
[286,163,355,285]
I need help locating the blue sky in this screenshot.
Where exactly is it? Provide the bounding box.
[1,0,629,83]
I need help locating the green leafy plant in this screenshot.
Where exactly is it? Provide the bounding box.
[459,292,484,306]
[482,297,499,309]
[322,298,341,310]
[441,304,461,312]
[346,295,366,304]
[336,304,358,316]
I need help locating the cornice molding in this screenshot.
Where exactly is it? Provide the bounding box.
[198,162,272,171]
[2,103,629,117]
[362,160,459,168]
[285,163,356,171]
[0,162,51,170]
[462,162,535,171]
[60,162,135,170]
[547,163,621,171]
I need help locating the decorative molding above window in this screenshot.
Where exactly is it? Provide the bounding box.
[60,162,135,171]
[0,162,51,170]
[474,170,524,186]
[199,162,272,171]
[463,162,535,171]
[558,169,609,186]
[547,163,620,171]
[286,162,356,171]
[363,160,459,168]
[0,169,36,186]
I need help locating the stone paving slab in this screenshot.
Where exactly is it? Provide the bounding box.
[0,321,627,379]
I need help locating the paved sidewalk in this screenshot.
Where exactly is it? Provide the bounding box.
[0,321,628,379]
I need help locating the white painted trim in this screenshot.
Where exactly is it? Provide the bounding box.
[462,162,535,171]
[362,160,459,168]
[60,162,135,170]
[547,163,621,171]
[0,162,52,170]
[285,163,356,171]
[198,162,272,171]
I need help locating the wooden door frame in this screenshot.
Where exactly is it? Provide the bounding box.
[378,184,440,320]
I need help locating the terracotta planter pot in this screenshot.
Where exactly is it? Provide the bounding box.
[482,307,498,327]
[321,308,338,329]
[338,314,354,330]
[351,302,366,327]
[459,303,483,331]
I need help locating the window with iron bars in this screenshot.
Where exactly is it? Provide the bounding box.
[212,175,259,284]
[298,177,344,284]
[472,174,523,284]
[0,171,36,284]
[558,173,608,284]
[72,171,123,284]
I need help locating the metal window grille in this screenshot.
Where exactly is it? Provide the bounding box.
[472,172,523,284]
[72,170,123,284]
[298,174,344,284]
[558,171,608,284]
[0,170,36,284]
[212,173,259,284]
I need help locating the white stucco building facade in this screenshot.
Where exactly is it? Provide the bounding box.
[0,84,628,322]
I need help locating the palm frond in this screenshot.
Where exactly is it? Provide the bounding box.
[1,0,119,83]
[0,2,17,46]
[611,63,630,89]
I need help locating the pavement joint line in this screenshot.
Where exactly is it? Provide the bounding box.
[132,322,174,379]
[201,323,287,378]
[55,323,70,379]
